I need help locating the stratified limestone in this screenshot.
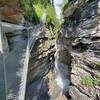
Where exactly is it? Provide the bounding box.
[63,0,100,99]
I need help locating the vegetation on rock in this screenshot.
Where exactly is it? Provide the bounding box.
[81,75,94,87]
[20,0,56,24]
[81,75,100,87]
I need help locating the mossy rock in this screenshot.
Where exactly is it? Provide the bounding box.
[81,75,94,87]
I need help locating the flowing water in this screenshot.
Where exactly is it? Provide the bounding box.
[54,0,64,23]
[54,0,70,93]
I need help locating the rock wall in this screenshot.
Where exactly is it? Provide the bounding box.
[59,0,100,99]
[0,0,23,24]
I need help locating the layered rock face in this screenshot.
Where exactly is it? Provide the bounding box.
[26,28,68,100]
[61,0,100,99]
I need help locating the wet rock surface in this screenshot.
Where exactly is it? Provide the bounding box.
[0,0,100,100]
[25,29,56,100]
[63,0,100,99]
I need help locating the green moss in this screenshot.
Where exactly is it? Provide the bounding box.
[81,75,94,87]
[20,0,56,24]
[81,75,100,87]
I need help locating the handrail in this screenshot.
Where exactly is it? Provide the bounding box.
[0,22,25,33]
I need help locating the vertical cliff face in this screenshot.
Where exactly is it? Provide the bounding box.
[60,0,100,99]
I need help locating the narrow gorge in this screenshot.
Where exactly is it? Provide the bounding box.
[0,0,100,100]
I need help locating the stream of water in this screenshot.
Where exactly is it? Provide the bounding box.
[54,0,63,20]
[54,0,70,94]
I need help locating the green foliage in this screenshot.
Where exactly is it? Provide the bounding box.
[32,0,40,4]
[20,0,56,24]
[62,0,69,8]
[20,0,39,24]
[34,2,56,25]
[81,75,100,87]
[54,21,61,34]
[20,0,69,36]
[46,4,56,24]
[33,3,44,21]
[81,75,94,87]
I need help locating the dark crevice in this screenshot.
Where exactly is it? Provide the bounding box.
[31,45,55,59]
[91,37,100,41]
[72,42,89,52]
[65,92,71,100]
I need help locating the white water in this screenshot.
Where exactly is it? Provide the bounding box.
[54,0,68,23]
[55,39,70,93]
[55,62,70,94]
[54,0,63,22]
[54,1,65,88]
